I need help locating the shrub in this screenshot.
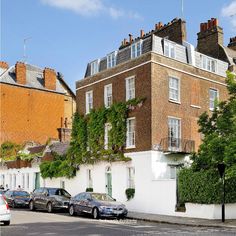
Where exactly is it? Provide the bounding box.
[178,168,236,204]
[86,188,93,192]
[125,188,135,200]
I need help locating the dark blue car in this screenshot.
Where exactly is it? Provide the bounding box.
[69,192,128,219]
[4,190,30,208]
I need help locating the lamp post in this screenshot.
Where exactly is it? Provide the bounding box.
[217,163,226,222]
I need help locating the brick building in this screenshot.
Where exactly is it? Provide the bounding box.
[0,62,76,145]
[69,18,231,216]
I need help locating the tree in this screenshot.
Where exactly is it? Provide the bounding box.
[191,71,236,178]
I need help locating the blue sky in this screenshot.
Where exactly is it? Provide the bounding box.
[1,0,236,91]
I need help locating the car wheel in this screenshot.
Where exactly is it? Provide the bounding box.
[47,202,53,213]
[29,201,35,211]
[92,207,99,219]
[69,205,75,216]
[3,221,10,226]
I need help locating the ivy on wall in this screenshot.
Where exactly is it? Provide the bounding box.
[40,97,145,179]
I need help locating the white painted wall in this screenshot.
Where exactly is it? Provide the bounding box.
[179,203,236,219]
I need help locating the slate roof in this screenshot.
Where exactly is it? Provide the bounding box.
[48,142,70,156]
[0,64,64,93]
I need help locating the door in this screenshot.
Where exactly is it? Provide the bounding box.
[105,167,112,197]
[35,173,40,189]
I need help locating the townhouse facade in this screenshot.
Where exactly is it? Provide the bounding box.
[0,62,76,145]
[57,17,230,216]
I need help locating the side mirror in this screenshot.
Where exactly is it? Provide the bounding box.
[113,198,116,201]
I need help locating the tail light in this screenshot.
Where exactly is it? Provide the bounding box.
[5,201,9,210]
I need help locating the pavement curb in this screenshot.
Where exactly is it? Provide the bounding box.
[126,216,236,229]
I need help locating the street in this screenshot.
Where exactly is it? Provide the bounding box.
[0,209,236,236]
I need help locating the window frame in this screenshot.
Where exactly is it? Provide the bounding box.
[131,41,142,59]
[125,76,135,101]
[168,116,181,151]
[164,40,176,59]
[126,117,136,149]
[169,77,180,103]
[200,55,218,73]
[87,169,93,189]
[127,167,135,188]
[209,88,219,111]
[104,84,112,108]
[85,90,93,114]
[90,59,100,75]
[104,123,112,150]
[107,51,117,68]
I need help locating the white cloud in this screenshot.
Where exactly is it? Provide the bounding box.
[41,0,142,19]
[221,1,236,30]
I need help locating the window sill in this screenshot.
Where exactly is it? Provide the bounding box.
[190,105,201,109]
[126,146,136,149]
[169,100,181,105]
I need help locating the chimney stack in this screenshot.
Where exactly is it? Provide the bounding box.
[154,18,186,44]
[228,37,236,51]
[15,62,26,85]
[129,34,133,44]
[0,61,9,74]
[44,68,56,90]
[197,18,223,58]
[140,29,145,38]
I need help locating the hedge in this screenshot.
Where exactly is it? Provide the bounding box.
[178,168,236,204]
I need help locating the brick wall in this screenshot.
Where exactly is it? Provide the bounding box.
[0,84,65,144]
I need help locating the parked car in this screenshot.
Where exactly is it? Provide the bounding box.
[29,187,71,213]
[4,190,30,208]
[69,192,128,219]
[0,195,10,225]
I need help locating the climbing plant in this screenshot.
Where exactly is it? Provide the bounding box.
[40,97,145,178]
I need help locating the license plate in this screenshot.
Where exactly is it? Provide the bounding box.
[113,210,122,214]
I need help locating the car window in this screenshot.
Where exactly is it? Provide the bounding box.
[4,191,11,197]
[61,189,71,197]
[75,193,82,201]
[14,191,30,197]
[34,188,44,194]
[91,193,115,201]
[48,189,57,195]
[84,193,91,200]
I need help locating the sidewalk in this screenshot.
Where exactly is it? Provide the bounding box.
[127,211,236,228]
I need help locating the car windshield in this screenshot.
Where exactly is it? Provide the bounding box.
[91,193,114,202]
[14,191,29,197]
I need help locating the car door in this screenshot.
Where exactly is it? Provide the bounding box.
[33,188,44,208]
[73,193,82,214]
[77,193,87,213]
[40,188,49,209]
[83,193,93,213]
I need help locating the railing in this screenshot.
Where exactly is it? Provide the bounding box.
[159,137,195,154]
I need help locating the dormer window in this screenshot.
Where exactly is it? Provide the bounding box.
[131,41,142,59]
[90,60,99,75]
[200,55,217,73]
[107,51,117,68]
[164,40,175,59]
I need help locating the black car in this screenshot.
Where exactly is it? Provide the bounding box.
[4,190,30,208]
[69,192,128,219]
[29,187,71,213]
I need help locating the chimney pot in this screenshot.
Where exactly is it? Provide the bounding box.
[129,34,133,44]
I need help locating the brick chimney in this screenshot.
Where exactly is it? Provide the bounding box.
[140,29,145,38]
[154,18,186,44]
[228,37,236,51]
[15,62,26,85]
[43,68,56,90]
[0,61,9,74]
[129,34,133,44]
[197,18,223,58]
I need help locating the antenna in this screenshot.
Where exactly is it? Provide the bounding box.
[23,37,32,62]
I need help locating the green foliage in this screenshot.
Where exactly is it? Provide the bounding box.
[0,141,22,161]
[86,187,93,192]
[178,72,236,204]
[178,168,236,204]
[191,72,236,177]
[40,98,145,179]
[40,153,76,179]
[125,188,135,200]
